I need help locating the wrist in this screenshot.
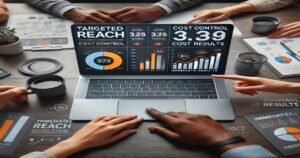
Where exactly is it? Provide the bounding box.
[208,133,248,154]
[207,131,235,145]
[63,8,82,19]
[45,138,84,158]
[149,5,167,17]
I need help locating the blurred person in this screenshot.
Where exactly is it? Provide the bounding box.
[25,0,205,23]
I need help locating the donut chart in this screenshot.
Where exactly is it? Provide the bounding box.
[85,52,122,70]
[275,55,292,64]
[274,127,300,142]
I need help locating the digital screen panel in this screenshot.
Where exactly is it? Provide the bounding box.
[72,24,233,75]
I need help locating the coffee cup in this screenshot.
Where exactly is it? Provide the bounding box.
[234,52,268,76]
[26,74,66,98]
[251,16,281,35]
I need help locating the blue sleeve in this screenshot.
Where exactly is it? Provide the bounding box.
[221,145,278,158]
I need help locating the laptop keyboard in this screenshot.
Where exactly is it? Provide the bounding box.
[85,79,218,99]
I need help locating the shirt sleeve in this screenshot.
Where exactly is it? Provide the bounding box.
[153,0,206,14]
[244,0,298,12]
[221,145,278,158]
[24,0,78,17]
[20,151,56,158]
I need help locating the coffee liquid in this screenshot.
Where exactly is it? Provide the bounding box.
[31,79,63,89]
[255,21,276,25]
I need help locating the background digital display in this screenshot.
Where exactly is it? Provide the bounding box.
[72,24,233,75]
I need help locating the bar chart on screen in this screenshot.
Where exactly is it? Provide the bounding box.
[170,49,222,72]
[0,113,32,157]
[130,48,167,71]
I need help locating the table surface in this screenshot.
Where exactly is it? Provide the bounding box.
[1,3,300,158]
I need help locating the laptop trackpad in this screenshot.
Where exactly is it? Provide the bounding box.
[118,99,186,120]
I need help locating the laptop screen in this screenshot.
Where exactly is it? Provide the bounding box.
[72,24,233,75]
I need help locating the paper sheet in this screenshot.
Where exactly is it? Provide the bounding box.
[7,14,74,50]
[244,37,300,77]
[153,11,242,37]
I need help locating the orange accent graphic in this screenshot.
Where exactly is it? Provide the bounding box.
[286,127,300,133]
[0,119,14,140]
[294,134,300,140]
[151,52,156,70]
[103,52,123,70]
[139,62,145,71]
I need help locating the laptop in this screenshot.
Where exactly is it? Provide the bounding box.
[70,24,235,121]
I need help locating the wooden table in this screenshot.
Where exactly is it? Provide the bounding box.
[1,3,300,158]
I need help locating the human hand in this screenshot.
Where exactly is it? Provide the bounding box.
[268,21,300,38]
[63,8,119,23]
[187,3,257,24]
[45,115,143,158]
[146,108,247,153]
[0,7,9,24]
[109,6,167,23]
[0,86,28,110]
[188,8,234,23]
[212,75,300,95]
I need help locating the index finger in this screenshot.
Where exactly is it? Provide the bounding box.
[187,11,215,24]
[146,108,178,126]
[212,75,255,82]
[0,87,27,99]
[0,86,16,92]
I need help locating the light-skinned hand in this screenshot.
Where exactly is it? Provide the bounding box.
[188,8,234,24]
[268,21,300,38]
[146,108,247,153]
[109,6,166,23]
[212,75,300,95]
[187,3,257,24]
[0,86,28,110]
[45,115,143,158]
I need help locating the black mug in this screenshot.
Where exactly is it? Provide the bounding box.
[26,74,66,98]
[251,16,281,35]
[234,52,268,76]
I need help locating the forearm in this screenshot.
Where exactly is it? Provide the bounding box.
[286,82,300,94]
[245,0,297,12]
[221,3,257,16]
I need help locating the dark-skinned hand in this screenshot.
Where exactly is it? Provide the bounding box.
[146,108,247,153]
[63,8,119,23]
